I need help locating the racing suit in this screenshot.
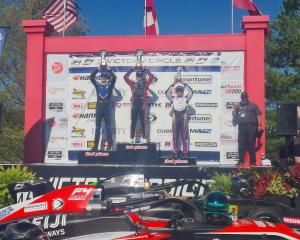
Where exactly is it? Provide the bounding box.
[90,68,116,150]
[124,68,154,140]
[166,83,193,155]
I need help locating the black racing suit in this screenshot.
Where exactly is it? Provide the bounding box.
[124,68,154,139]
[90,68,116,150]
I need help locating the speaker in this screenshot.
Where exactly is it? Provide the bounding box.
[277,102,297,136]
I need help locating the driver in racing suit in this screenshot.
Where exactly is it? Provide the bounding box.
[166,80,193,158]
[124,67,154,144]
[90,66,116,151]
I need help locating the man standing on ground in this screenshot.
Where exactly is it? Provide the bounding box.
[232,91,262,167]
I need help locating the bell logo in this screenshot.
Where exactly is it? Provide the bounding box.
[52,198,64,210]
[52,62,63,74]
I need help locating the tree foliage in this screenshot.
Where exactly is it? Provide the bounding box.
[265,0,300,160]
[0,0,88,163]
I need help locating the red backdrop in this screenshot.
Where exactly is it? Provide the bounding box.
[22,16,269,165]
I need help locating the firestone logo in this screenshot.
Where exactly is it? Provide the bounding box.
[52,62,63,74]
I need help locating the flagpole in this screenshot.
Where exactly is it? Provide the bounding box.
[231,0,234,34]
[144,0,147,36]
[63,0,67,37]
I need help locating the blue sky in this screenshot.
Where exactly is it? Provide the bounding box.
[76,0,283,36]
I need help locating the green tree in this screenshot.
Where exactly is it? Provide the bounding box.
[0,0,88,163]
[265,0,300,160]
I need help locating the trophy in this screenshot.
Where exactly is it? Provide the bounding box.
[175,66,183,82]
[136,49,144,68]
[100,50,107,66]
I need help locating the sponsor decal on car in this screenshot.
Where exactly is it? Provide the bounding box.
[283,217,300,226]
[0,207,13,219]
[32,214,67,237]
[17,191,34,203]
[110,198,127,204]
[24,202,48,213]
[52,199,64,210]
[68,188,93,201]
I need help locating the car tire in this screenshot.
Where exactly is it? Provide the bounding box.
[248,208,283,223]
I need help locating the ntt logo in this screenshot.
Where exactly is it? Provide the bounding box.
[181,74,212,84]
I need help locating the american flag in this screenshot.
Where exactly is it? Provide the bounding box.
[43,0,78,33]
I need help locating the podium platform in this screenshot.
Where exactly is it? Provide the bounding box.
[78,143,157,164]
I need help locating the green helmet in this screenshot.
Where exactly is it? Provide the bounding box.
[203,191,229,223]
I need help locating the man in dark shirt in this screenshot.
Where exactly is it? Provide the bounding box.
[233,92,262,166]
[90,66,116,151]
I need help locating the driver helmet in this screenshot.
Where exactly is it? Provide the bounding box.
[203,191,229,223]
[100,68,110,79]
[231,176,252,197]
[175,85,185,93]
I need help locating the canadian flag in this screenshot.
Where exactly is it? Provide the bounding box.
[233,0,262,16]
[144,0,159,36]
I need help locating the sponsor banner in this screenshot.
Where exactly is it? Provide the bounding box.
[46,54,70,164]
[45,52,244,164]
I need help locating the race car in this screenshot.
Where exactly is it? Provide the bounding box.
[0,174,300,240]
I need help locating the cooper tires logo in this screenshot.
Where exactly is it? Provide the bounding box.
[52,62,63,74]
